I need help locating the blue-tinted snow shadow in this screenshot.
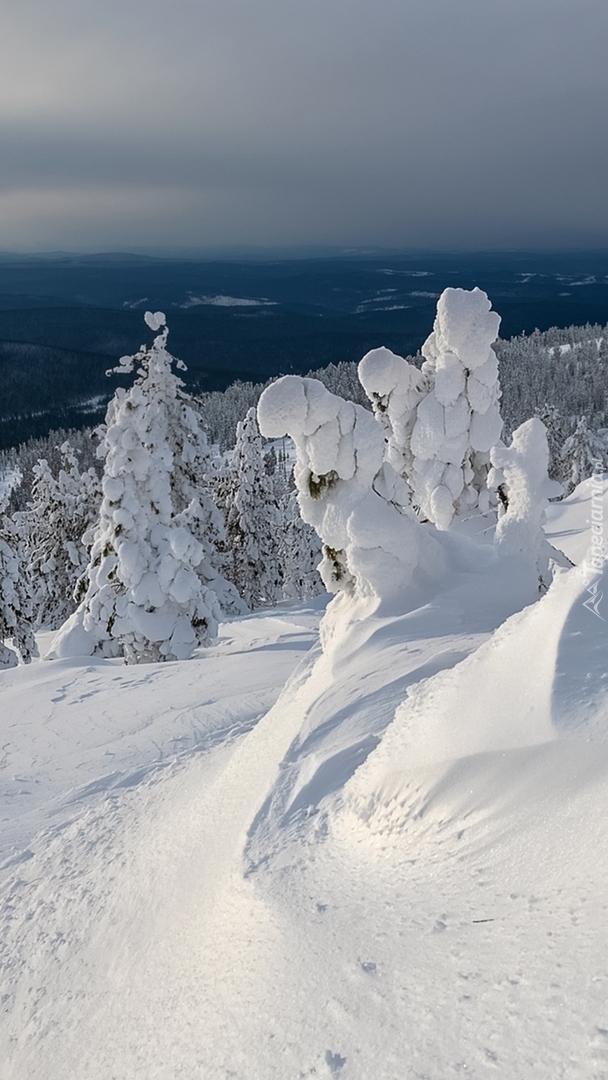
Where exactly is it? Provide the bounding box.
[552,566,608,736]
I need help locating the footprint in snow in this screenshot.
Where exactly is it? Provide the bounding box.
[325,1050,346,1073]
[360,961,377,974]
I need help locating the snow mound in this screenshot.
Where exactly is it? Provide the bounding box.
[342,563,608,843]
[243,534,549,872]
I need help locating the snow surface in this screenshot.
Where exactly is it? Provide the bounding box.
[545,475,608,566]
[1,484,607,1079]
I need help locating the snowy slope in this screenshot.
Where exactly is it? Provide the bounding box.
[0,485,607,1080]
[0,606,321,863]
[545,474,608,566]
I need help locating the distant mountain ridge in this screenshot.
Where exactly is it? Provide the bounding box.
[0,251,607,448]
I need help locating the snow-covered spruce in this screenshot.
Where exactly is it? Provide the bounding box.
[534,403,565,481]
[560,416,607,494]
[50,312,222,663]
[357,346,427,499]
[279,490,324,601]
[222,408,283,609]
[163,378,247,618]
[0,519,38,667]
[490,417,568,590]
[409,287,503,529]
[13,441,101,631]
[257,376,441,601]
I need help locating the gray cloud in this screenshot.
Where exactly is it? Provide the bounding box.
[2,0,608,250]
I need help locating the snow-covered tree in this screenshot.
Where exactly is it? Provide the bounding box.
[223,408,283,609]
[0,425,99,515]
[14,441,101,630]
[495,322,607,438]
[257,376,441,603]
[408,288,503,529]
[279,490,324,601]
[0,519,38,667]
[50,312,222,663]
[357,346,427,499]
[534,403,565,481]
[490,418,567,591]
[264,445,278,476]
[164,388,246,617]
[560,416,607,494]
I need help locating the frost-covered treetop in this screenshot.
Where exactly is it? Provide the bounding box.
[111,311,185,380]
[408,287,503,529]
[357,346,425,486]
[422,287,501,374]
[144,311,166,333]
[358,347,423,417]
[257,374,384,495]
[491,418,563,550]
[490,417,565,590]
[418,286,501,426]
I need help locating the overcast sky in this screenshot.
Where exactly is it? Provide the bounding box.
[2,0,608,252]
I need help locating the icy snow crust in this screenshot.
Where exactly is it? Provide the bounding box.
[1,480,607,1079]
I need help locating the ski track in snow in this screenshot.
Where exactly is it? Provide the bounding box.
[1,486,607,1078]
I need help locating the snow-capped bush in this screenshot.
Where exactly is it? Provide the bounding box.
[258,376,440,601]
[490,417,566,590]
[50,313,223,663]
[409,287,503,529]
